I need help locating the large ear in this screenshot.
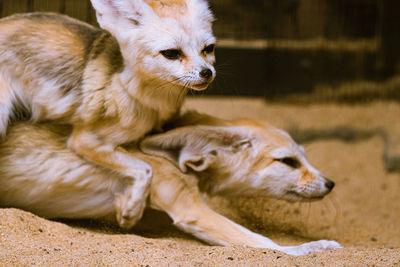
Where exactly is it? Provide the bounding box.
[140,125,252,172]
[90,0,154,32]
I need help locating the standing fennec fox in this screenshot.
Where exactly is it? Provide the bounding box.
[0,0,216,226]
[0,112,342,255]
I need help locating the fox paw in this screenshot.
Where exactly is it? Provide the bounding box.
[115,193,147,229]
[116,163,152,229]
[283,240,343,256]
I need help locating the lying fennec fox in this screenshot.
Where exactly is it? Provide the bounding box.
[0,112,342,256]
[0,0,215,226]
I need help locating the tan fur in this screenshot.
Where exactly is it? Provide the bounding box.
[146,0,187,18]
[160,0,187,5]
[0,112,341,255]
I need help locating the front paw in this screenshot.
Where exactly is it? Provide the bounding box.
[115,193,147,230]
[297,240,343,255]
[284,240,343,256]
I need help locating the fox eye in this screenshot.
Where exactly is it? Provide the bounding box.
[275,157,300,169]
[160,49,183,60]
[202,44,215,54]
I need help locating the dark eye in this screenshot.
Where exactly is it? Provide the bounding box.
[202,44,215,54]
[160,49,182,60]
[275,157,300,169]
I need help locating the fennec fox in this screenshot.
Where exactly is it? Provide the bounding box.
[0,112,341,255]
[0,0,216,226]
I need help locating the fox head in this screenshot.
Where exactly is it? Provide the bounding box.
[141,116,335,202]
[91,0,216,91]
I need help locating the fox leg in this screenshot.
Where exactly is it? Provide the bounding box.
[149,168,342,256]
[68,129,152,228]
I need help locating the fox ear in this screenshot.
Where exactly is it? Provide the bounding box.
[90,0,154,31]
[140,125,251,172]
[178,148,217,172]
[140,126,216,172]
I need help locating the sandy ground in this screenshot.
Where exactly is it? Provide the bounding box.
[1,97,400,266]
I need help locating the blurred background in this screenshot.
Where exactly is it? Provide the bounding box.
[1,0,400,102]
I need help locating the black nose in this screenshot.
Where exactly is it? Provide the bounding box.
[200,68,212,79]
[325,179,335,190]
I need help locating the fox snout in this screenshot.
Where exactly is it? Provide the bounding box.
[283,173,336,202]
[324,177,335,192]
[198,66,215,85]
[200,68,213,80]
[189,65,215,90]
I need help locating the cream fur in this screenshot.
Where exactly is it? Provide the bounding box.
[0,112,342,256]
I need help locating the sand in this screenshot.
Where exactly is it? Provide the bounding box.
[1,97,400,266]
